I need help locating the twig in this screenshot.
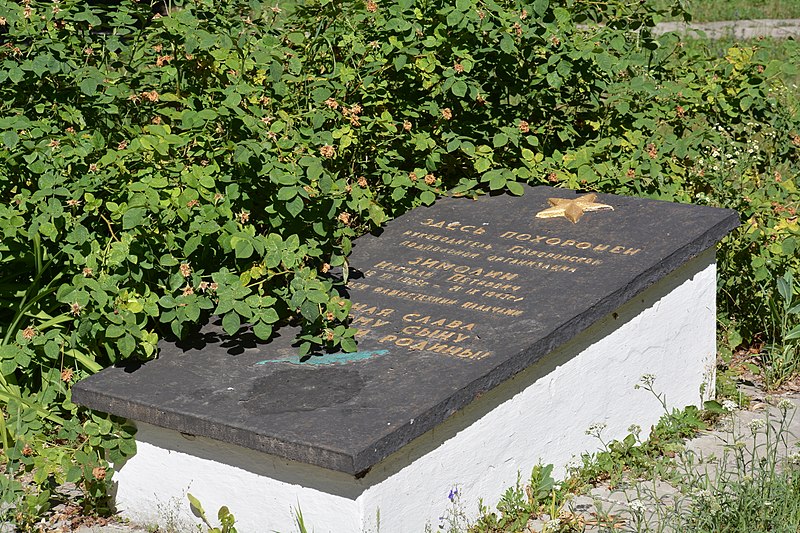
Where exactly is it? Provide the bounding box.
[100,213,120,242]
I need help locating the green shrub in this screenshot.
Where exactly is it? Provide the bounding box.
[0,0,798,516]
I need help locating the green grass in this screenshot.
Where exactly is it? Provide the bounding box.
[652,0,800,22]
[681,36,800,89]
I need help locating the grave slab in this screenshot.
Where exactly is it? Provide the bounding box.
[72,186,738,532]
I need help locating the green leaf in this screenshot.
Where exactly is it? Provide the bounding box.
[277,187,297,201]
[777,276,791,304]
[420,191,436,205]
[235,239,254,259]
[300,300,320,321]
[451,80,467,97]
[2,130,19,149]
[446,9,464,26]
[475,158,491,173]
[368,203,386,225]
[493,133,509,148]
[262,308,280,323]
[79,77,100,96]
[119,334,136,357]
[122,208,147,230]
[106,324,125,338]
[506,181,524,196]
[222,312,241,336]
[500,36,516,55]
[785,324,800,341]
[340,338,357,352]
[188,493,206,520]
[489,173,506,190]
[286,196,303,217]
[270,61,284,82]
[306,290,329,304]
[393,55,407,71]
[253,321,273,340]
[184,235,202,257]
[521,148,535,162]
[160,254,179,267]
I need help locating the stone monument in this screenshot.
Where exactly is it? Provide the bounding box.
[73,185,738,532]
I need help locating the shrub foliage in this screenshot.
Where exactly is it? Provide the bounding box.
[0,0,798,515]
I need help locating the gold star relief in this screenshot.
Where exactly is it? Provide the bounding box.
[535,193,613,223]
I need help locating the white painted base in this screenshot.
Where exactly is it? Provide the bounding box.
[112,250,717,533]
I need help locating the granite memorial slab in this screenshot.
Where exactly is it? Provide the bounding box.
[72,185,738,531]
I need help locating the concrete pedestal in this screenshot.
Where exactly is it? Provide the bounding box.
[111,250,716,532]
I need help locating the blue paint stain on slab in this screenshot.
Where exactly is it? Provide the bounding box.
[255,349,390,366]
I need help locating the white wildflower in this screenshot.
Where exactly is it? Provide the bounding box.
[748,418,767,435]
[629,500,647,513]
